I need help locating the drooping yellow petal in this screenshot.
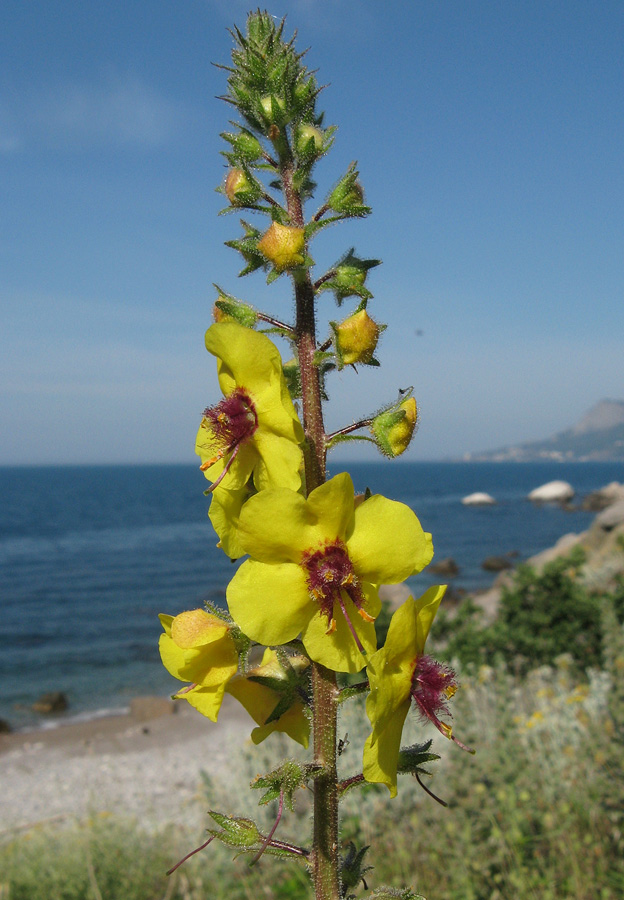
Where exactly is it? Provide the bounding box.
[253,429,304,492]
[226,677,309,747]
[208,485,250,560]
[177,682,229,723]
[362,698,411,797]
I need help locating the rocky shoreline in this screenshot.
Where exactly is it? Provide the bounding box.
[2,481,623,836]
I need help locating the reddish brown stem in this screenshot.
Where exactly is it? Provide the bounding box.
[282,158,340,900]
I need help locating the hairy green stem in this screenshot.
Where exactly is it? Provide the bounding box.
[283,158,340,900]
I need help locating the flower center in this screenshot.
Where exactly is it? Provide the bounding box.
[301,540,373,649]
[199,389,258,487]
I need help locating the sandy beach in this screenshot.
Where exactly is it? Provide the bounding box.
[0,695,252,836]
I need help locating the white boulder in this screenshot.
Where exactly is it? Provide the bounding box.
[528,480,574,503]
[462,492,496,506]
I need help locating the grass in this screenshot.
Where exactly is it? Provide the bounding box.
[2,558,623,899]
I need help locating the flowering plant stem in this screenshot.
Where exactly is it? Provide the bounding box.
[285,160,341,899]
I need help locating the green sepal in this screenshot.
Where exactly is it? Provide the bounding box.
[316,249,381,304]
[225,220,268,277]
[341,842,374,896]
[207,812,260,849]
[337,681,369,704]
[283,357,302,400]
[213,285,258,328]
[397,740,440,778]
[220,127,264,162]
[326,163,371,217]
[251,760,312,811]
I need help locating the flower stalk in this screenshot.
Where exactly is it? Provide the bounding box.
[158,13,471,900]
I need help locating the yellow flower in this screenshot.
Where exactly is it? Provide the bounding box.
[363,589,472,797]
[196,322,304,499]
[226,649,310,747]
[226,473,433,673]
[257,222,305,270]
[158,609,238,721]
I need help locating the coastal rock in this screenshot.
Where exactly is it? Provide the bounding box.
[429,557,460,577]
[462,492,496,506]
[130,696,177,721]
[481,555,514,572]
[595,500,624,531]
[32,691,68,714]
[582,482,624,511]
[378,582,411,610]
[528,481,574,503]
[0,718,12,734]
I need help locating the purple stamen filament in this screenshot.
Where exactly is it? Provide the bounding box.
[301,540,369,654]
[250,789,284,866]
[199,389,257,490]
[411,655,474,754]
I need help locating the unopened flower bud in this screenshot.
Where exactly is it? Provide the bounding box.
[224,168,260,206]
[260,94,286,122]
[257,221,305,270]
[213,294,258,328]
[329,179,363,212]
[371,394,418,458]
[334,263,367,295]
[332,307,383,369]
[232,130,263,161]
[295,124,323,158]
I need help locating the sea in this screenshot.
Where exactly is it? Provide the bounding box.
[1,461,622,731]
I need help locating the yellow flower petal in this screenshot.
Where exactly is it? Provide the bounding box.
[177,682,228,723]
[347,495,433,583]
[227,559,313,645]
[362,698,411,797]
[170,609,229,650]
[301,595,377,673]
[226,676,310,747]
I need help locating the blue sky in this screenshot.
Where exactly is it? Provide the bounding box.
[2,0,623,465]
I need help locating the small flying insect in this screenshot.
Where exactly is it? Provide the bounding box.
[337,733,350,756]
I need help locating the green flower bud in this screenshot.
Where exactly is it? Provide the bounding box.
[260,94,286,122]
[295,123,323,158]
[213,294,258,328]
[331,306,383,369]
[371,393,418,458]
[233,130,263,161]
[329,179,363,212]
[257,221,305,270]
[224,168,261,206]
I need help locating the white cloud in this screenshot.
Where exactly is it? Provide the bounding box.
[36,74,186,147]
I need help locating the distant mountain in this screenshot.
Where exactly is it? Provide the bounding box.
[465,400,624,462]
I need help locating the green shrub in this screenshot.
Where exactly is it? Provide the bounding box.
[433,549,611,673]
